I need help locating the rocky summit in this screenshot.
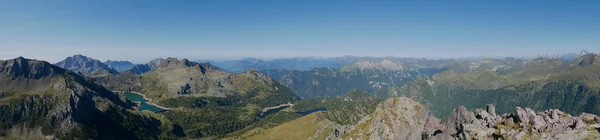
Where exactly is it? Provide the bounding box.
[54,54,119,76]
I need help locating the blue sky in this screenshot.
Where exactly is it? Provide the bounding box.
[1,0,599,63]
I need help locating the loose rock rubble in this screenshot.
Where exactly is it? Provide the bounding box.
[425,104,600,140]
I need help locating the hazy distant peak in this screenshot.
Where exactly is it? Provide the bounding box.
[580,50,591,55]
[343,59,404,71]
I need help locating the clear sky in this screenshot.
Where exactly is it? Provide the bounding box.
[1,0,599,63]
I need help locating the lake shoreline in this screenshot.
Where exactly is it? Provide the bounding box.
[114,90,173,110]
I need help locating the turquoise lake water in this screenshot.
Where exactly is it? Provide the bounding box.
[122,92,164,112]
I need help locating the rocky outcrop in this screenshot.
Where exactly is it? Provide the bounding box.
[426,105,600,140]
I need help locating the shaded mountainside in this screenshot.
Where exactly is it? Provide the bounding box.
[0,57,177,139]
[261,59,447,99]
[104,60,135,71]
[241,97,600,140]
[54,55,118,76]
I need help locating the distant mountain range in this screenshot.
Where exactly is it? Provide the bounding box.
[200,56,388,73]
[261,59,447,99]
[517,50,593,61]
[200,50,594,73]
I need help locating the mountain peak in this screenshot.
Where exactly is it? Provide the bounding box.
[157,57,197,68]
[580,50,591,55]
[72,54,89,60]
[147,58,165,68]
[1,57,59,79]
[569,53,600,67]
[55,55,118,75]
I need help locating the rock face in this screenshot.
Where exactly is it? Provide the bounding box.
[148,58,165,69]
[0,57,163,139]
[54,54,119,75]
[336,98,600,140]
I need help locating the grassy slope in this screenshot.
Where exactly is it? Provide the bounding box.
[229,112,330,140]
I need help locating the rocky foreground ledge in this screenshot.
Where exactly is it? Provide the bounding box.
[426,105,600,140]
[341,97,600,140]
